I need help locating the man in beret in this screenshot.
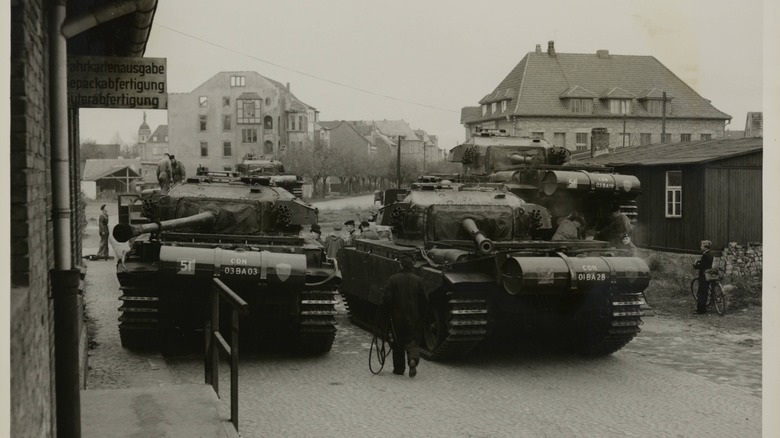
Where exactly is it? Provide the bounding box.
[358,220,380,240]
[343,220,357,246]
[383,255,426,378]
[308,224,323,245]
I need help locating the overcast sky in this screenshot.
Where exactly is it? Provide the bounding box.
[79,0,764,151]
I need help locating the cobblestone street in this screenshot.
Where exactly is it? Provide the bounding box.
[82,209,762,437]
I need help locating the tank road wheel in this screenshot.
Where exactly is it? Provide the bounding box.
[420,290,490,361]
[576,292,643,356]
[291,289,338,355]
[116,272,161,350]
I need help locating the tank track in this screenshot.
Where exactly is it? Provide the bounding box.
[421,291,490,361]
[116,271,161,350]
[576,291,643,355]
[293,289,338,354]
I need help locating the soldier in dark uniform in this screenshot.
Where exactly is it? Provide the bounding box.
[97,204,109,259]
[383,255,427,377]
[694,240,714,314]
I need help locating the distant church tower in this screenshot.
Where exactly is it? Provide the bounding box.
[138,111,151,144]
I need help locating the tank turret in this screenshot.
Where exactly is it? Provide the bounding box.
[112,172,338,355]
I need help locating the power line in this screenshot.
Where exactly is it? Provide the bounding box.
[155,23,459,114]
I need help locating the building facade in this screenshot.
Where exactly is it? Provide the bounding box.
[461,42,731,151]
[167,71,317,172]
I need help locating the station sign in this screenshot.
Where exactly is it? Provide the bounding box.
[67,56,168,109]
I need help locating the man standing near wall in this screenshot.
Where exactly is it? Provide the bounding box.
[97,204,110,259]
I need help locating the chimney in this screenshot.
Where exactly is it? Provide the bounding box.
[535,44,542,54]
[547,41,555,57]
[597,49,610,59]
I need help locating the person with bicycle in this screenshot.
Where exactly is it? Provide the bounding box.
[693,240,714,314]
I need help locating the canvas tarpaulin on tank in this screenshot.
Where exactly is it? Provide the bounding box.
[173,198,263,234]
[427,204,514,241]
[484,146,546,173]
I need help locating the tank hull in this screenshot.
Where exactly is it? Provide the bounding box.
[338,239,648,360]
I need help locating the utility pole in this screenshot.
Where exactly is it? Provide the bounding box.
[661,91,667,143]
[423,141,427,174]
[396,135,405,188]
[622,114,627,148]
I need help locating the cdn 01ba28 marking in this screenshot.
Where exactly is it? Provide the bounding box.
[577,272,606,281]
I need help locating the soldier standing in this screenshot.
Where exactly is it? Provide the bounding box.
[156,153,172,192]
[97,204,110,259]
[170,155,186,184]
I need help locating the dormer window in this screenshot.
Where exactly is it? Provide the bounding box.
[482,105,487,116]
[569,99,593,113]
[491,102,497,114]
[610,99,632,114]
[501,101,507,112]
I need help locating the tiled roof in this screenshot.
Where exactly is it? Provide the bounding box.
[577,138,761,166]
[599,87,635,99]
[461,106,481,124]
[464,48,731,124]
[352,120,419,140]
[560,86,598,98]
[82,159,142,181]
[148,125,168,143]
[318,121,342,130]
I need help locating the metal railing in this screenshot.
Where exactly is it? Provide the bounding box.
[205,278,250,433]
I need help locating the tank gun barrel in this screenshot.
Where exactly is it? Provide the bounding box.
[461,218,494,255]
[113,211,216,243]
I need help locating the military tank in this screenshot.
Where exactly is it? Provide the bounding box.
[448,128,642,233]
[234,154,304,197]
[338,170,649,361]
[112,171,338,354]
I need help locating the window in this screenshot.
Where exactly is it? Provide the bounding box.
[199,96,208,107]
[200,141,208,157]
[298,115,304,131]
[665,171,682,218]
[223,115,231,131]
[491,102,497,113]
[289,115,297,131]
[230,75,245,87]
[481,105,487,116]
[224,166,233,171]
[152,135,157,142]
[575,133,588,151]
[501,101,507,112]
[264,116,273,130]
[164,136,168,141]
[553,132,566,148]
[619,133,631,147]
[570,99,593,113]
[646,100,662,114]
[199,115,207,131]
[701,133,712,141]
[640,133,652,145]
[531,131,544,139]
[264,140,273,155]
[153,147,159,155]
[610,99,632,114]
[265,97,272,106]
[680,134,691,142]
[237,99,261,124]
[242,128,257,143]
[223,141,232,157]
[662,133,672,143]
[222,96,230,107]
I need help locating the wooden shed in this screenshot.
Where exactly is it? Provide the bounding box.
[581,138,762,253]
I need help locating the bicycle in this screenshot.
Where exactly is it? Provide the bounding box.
[690,269,726,315]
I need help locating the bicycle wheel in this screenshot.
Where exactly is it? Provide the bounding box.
[712,283,726,315]
[690,278,699,302]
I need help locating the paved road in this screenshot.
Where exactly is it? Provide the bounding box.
[82,201,763,437]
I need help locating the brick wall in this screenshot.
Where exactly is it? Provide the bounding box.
[10,0,57,436]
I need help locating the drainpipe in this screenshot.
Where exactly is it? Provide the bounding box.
[51,1,158,437]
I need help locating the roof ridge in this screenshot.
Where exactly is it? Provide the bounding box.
[649,56,731,119]
[513,52,532,114]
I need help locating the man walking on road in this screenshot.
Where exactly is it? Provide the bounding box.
[97,204,110,259]
[383,255,426,377]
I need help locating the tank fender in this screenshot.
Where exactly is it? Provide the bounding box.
[159,246,306,288]
[501,254,649,295]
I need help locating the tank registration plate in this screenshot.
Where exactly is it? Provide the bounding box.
[179,259,196,275]
[223,266,259,276]
[577,273,606,281]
